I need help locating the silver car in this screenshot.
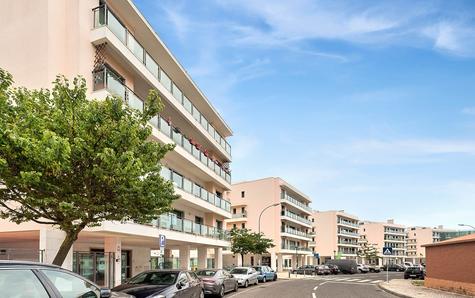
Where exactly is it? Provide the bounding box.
[230,267,259,288]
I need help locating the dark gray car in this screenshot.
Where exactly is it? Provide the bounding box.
[196,269,238,297]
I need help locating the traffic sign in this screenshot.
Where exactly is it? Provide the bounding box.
[313,253,320,259]
[382,247,393,255]
[159,234,166,247]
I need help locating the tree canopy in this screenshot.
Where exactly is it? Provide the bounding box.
[230,228,275,265]
[0,68,178,265]
[357,241,379,264]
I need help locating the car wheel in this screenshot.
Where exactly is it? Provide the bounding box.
[262,277,266,283]
[273,275,277,281]
[219,285,225,297]
[244,280,249,288]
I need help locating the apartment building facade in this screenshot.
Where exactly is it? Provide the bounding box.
[406,226,442,264]
[0,0,232,287]
[312,210,359,264]
[359,220,406,265]
[224,178,314,271]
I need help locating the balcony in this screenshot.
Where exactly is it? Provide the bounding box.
[92,67,231,185]
[281,245,312,252]
[384,229,405,235]
[281,227,312,240]
[337,230,359,238]
[281,210,312,227]
[337,219,359,228]
[92,5,231,158]
[280,193,312,214]
[152,213,229,241]
[159,166,231,213]
[232,213,247,219]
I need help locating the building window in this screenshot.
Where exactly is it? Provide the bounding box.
[233,208,236,214]
[241,191,245,198]
[233,224,237,229]
[241,207,245,213]
[241,223,246,229]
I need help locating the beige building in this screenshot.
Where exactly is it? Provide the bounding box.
[312,210,359,263]
[406,226,442,264]
[360,220,406,265]
[224,178,314,271]
[0,0,233,287]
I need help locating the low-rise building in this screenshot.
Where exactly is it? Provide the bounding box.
[224,178,314,271]
[312,210,359,264]
[360,219,406,265]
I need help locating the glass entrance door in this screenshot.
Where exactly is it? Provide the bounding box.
[73,251,114,288]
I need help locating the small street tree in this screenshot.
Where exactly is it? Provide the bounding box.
[230,228,275,265]
[357,242,379,264]
[0,69,178,266]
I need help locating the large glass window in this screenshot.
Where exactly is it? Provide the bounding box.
[183,96,192,114]
[0,269,49,298]
[41,269,100,298]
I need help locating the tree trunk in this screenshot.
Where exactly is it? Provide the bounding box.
[241,254,244,266]
[52,230,79,266]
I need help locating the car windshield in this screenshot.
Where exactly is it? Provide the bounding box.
[128,272,178,285]
[196,270,217,277]
[230,268,248,274]
[253,267,262,272]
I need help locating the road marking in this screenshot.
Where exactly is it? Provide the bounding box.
[313,285,319,290]
[335,278,350,281]
[346,279,360,282]
[357,279,371,283]
[312,292,317,298]
[370,280,383,283]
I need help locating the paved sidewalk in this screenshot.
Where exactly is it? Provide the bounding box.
[277,272,315,280]
[379,279,473,298]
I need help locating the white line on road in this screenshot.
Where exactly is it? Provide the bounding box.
[370,280,383,283]
[312,292,317,298]
[313,285,319,290]
[357,279,371,283]
[345,279,361,282]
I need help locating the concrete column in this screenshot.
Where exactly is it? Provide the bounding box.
[198,247,207,269]
[104,237,122,287]
[270,252,277,271]
[236,253,243,266]
[39,228,73,270]
[179,245,190,270]
[277,254,283,272]
[214,247,223,269]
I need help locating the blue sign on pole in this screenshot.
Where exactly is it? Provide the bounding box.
[159,234,166,248]
[313,253,320,259]
[382,247,393,255]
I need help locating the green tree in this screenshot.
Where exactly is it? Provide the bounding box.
[0,69,178,266]
[357,242,379,264]
[230,228,275,265]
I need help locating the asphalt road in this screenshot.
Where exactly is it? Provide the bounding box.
[225,272,403,298]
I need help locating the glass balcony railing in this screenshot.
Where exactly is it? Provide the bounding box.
[338,230,359,237]
[152,213,229,241]
[281,227,312,239]
[280,245,312,252]
[384,228,405,235]
[280,193,312,212]
[160,166,231,213]
[92,5,231,156]
[337,219,359,228]
[231,213,247,219]
[93,66,231,184]
[281,210,312,226]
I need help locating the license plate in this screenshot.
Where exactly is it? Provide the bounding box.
[410,275,416,277]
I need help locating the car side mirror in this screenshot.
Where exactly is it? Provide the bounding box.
[100,288,111,298]
[177,280,187,289]
[230,274,234,278]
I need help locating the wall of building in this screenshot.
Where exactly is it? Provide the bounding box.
[425,241,475,296]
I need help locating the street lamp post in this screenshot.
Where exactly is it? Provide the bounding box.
[458,223,475,230]
[258,203,281,234]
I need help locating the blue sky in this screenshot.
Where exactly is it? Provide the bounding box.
[133,0,475,229]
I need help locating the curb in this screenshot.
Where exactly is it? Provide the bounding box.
[377,282,413,298]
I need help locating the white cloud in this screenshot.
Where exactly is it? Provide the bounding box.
[422,22,475,57]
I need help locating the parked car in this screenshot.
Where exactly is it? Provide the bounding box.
[113,269,203,298]
[357,264,369,273]
[326,264,340,274]
[292,265,316,275]
[230,267,259,288]
[325,259,358,274]
[404,266,425,280]
[367,264,381,273]
[0,260,131,298]
[253,266,277,282]
[316,265,331,275]
[196,269,238,297]
[381,264,405,272]
[403,262,413,268]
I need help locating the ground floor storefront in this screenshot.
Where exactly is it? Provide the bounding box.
[0,221,229,288]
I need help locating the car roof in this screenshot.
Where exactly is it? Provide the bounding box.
[0,261,60,269]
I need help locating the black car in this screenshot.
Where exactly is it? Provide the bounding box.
[292,265,316,275]
[196,269,238,297]
[113,270,204,298]
[404,266,425,280]
[326,264,340,274]
[381,264,405,272]
[0,260,129,298]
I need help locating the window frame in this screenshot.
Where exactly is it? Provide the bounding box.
[0,268,53,298]
[35,268,102,298]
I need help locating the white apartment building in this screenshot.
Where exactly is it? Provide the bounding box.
[406,226,442,264]
[0,0,233,287]
[360,220,406,265]
[312,210,360,264]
